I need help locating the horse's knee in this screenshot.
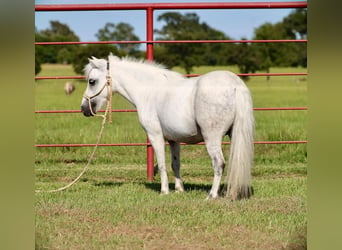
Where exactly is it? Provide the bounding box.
[212,155,225,175]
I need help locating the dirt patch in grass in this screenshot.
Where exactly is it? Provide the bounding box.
[285,226,307,250]
[112,222,286,250]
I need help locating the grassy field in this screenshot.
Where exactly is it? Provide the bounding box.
[35,64,307,249]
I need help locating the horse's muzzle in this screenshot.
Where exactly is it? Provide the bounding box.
[81,101,96,117]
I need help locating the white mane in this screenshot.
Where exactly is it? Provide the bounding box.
[119,56,166,70]
[84,55,185,80]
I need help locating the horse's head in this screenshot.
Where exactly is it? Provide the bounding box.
[81,57,110,117]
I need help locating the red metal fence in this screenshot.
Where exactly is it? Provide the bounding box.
[35,2,307,180]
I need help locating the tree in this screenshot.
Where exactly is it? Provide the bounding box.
[40,21,79,41]
[283,9,307,39]
[252,21,304,77]
[155,12,233,73]
[232,39,260,80]
[282,9,307,67]
[96,22,140,56]
[35,21,80,64]
[35,56,41,75]
[250,7,307,72]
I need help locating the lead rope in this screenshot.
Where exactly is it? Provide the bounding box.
[35,59,113,193]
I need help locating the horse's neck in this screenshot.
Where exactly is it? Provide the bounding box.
[112,61,169,107]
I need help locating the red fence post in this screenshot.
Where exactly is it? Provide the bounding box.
[146,7,155,181]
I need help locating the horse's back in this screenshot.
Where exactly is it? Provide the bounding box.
[198,70,245,87]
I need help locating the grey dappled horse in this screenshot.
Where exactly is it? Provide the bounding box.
[81,55,254,200]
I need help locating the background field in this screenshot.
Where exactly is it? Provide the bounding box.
[35,64,307,249]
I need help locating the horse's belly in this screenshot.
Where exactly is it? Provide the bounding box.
[163,127,203,144]
[157,105,204,143]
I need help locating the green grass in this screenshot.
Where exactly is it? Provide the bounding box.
[35,64,307,249]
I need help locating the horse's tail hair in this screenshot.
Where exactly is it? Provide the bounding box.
[226,83,254,200]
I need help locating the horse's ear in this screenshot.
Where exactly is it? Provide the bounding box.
[88,57,95,69]
[88,57,106,70]
[88,56,97,64]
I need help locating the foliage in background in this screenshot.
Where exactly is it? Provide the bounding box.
[252,11,307,76]
[154,12,235,73]
[35,21,80,64]
[35,56,42,75]
[35,9,307,75]
[283,9,307,39]
[96,22,141,56]
[230,39,260,81]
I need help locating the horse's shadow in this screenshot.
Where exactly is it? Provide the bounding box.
[144,182,218,194]
[93,181,124,187]
[93,180,217,194]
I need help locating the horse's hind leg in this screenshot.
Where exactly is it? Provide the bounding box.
[204,139,225,200]
[169,141,184,192]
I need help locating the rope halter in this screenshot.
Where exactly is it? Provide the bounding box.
[83,58,113,123]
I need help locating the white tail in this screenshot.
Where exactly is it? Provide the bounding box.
[226,83,255,200]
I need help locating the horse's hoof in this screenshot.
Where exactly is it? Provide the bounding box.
[175,187,185,193]
[205,193,218,201]
[160,190,169,195]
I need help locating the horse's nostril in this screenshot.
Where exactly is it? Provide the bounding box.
[81,102,96,117]
[83,111,93,117]
[82,109,94,117]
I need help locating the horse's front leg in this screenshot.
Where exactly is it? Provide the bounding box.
[148,135,169,195]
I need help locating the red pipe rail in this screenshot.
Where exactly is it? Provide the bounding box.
[35,1,307,180]
[35,39,307,46]
[35,2,307,11]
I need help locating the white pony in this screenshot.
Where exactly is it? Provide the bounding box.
[81,54,254,200]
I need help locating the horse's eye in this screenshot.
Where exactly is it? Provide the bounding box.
[89,79,96,85]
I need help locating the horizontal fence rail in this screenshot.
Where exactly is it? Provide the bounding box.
[35,39,307,46]
[35,1,307,180]
[35,2,307,11]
